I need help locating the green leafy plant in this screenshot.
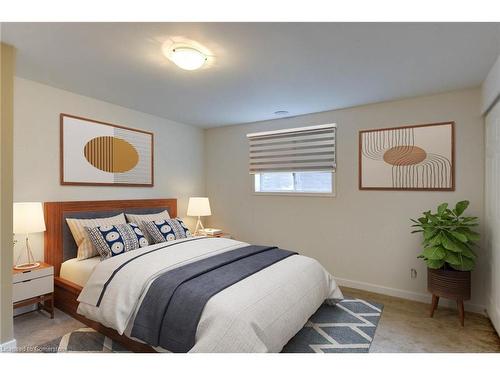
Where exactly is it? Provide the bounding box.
[411,201,479,271]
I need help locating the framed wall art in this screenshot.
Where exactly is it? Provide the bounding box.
[60,114,154,186]
[359,122,455,191]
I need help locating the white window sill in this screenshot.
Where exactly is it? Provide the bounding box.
[253,191,336,197]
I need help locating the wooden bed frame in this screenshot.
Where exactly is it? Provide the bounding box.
[44,198,177,352]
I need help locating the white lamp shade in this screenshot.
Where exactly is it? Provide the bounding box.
[13,202,46,234]
[187,197,212,217]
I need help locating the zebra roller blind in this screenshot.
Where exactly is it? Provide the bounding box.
[247,124,336,174]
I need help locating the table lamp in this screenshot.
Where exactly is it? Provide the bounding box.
[187,197,211,236]
[13,202,46,270]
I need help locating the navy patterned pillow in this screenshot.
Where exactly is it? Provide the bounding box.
[86,223,149,259]
[143,218,192,244]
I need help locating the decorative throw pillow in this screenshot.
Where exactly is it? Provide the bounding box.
[143,218,192,244]
[125,210,171,243]
[125,210,171,224]
[86,223,149,260]
[66,213,127,260]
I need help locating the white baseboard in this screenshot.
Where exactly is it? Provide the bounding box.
[487,298,500,335]
[0,339,17,353]
[336,277,486,315]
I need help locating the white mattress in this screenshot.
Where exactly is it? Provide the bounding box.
[60,257,101,286]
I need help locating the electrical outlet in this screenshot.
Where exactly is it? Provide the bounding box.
[410,268,417,279]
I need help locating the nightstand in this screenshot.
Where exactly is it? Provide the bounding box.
[13,262,54,319]
[202,232,232,239]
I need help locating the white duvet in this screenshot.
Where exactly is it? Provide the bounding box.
[77,237,343,353]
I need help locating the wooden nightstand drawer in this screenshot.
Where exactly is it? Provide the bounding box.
[13,265,53,283]
[13,275,54,303]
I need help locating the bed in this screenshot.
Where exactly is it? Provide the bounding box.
[44,199,343,353]
[60,257,100,286]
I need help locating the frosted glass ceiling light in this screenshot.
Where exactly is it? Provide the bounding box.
[169,47,207,71]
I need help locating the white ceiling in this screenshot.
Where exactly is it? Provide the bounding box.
[2,23,500,128]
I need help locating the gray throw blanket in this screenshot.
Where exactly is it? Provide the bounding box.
[131,245,297,352]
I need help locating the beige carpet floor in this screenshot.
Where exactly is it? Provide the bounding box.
[343,287,500,352]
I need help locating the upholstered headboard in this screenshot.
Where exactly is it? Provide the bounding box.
[44,199,177,276]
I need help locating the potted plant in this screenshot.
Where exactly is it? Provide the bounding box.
[411,200,479,326]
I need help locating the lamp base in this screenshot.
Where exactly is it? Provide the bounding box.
[15,235,40,270]
[194,216,205,236]
[14,262,40,270]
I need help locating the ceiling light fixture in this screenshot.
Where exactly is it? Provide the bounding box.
[169,47,207,71]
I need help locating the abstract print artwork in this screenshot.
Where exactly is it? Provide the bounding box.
[359,122,454,190]
[61,114,153,186]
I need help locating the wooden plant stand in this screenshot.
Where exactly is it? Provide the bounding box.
[428,268,471,327]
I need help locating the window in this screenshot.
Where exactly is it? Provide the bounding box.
[247,124,336,196]
[254,171,334,194]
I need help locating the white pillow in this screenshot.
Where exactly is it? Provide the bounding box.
[125,210,171,243]
[66,213,126,260]
[125,210,171,224]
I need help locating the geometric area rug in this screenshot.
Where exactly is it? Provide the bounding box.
[282,297,383,353]
[35,297,383,353]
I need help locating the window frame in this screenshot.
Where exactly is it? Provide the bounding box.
[252,171,336,197]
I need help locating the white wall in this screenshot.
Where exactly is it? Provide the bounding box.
[483,51,500,334]
[485,100,500,334]
[482,54,500,114]
[13,77,205,263]
[205,88,486,312]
